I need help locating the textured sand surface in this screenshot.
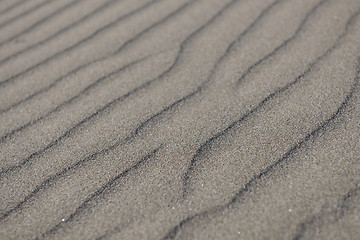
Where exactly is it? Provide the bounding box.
[0,0,360,239]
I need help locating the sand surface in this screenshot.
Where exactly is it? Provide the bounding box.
[0,0,360,239]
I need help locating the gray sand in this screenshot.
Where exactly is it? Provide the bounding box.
[0,0,360,239]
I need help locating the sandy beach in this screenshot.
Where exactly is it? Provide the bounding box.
[0,0,360,239]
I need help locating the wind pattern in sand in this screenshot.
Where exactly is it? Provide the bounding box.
[0,0,360,239]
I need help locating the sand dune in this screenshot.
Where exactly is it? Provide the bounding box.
[0,0,359,239]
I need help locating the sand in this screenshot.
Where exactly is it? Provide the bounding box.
[0,0,359,239]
